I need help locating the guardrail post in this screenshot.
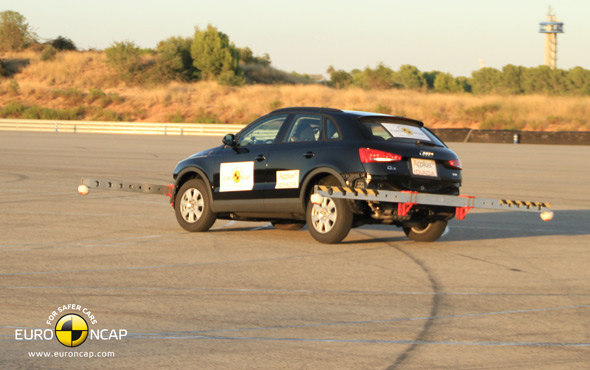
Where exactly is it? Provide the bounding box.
[74,125,77,133]
[180,127,184,136]
[164,125,167,136]
[55,123,58,133]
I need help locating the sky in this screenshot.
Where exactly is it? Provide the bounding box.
[3,0,589,77]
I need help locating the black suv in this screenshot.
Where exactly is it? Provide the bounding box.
[172,107,462,243]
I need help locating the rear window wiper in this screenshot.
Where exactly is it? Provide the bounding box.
[415,140,441,147]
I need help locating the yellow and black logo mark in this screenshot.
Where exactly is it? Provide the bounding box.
[232,169,241,183]
[401,127,414,136]
[55,314,88,347]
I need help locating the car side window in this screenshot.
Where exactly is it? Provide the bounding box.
[238,114,288,146]
[285,115,322,142]
[325,118,341,140]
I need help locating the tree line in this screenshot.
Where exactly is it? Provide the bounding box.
[2,10,589,94]
[327,63,590,95]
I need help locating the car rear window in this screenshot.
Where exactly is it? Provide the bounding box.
[359,118,445,147]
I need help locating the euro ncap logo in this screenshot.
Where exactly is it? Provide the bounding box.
[401,127,414,135]
[232,169,242,183]
[55,314,88,347]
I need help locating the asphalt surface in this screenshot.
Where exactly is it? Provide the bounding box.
[1,131,589,369]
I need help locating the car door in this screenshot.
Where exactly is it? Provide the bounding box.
[264,114,324,212]
[212,114,289,212]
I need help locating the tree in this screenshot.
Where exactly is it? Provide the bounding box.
[500,64,523,94]
[520,66,557,94]
[239,47,254,64]
[327,66,352,89]
[398,64,424,89]
[51,36,76,51]
[191,25,243,85]
[433,72,463,93]
[471,67,502,94]
[567,67,590,95]
[157,36,195,81]
[238,47,271,67]
[353,63,399,89]
[422,71,440,89]
[0,11,37,51]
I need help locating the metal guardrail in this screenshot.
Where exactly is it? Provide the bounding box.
[0,119,247,136]
[2,119,588,145]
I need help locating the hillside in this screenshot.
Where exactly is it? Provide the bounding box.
[1,50,589,131]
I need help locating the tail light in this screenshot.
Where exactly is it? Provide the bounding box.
[359,148,402,163]
[447,158,462,170]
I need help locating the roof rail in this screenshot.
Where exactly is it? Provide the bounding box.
[270,107,343,114]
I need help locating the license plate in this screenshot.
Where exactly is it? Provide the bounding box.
[411,158,438,177]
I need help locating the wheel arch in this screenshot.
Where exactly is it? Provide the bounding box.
[299,167,346,210]
[173,167,213,207]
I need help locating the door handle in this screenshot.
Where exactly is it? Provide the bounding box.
[303,151,315,159]
[255,154,266,162]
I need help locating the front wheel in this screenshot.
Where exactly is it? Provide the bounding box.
[306,197,353,244]
[175,179,216,232]
[403,220,447,242]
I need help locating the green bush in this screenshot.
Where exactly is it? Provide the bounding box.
[105,41,141,76]
[51,88,84,103]
[327,66,352,89]
[241,63,312,85]
[0,103,85,120]
[168,109,184,123]
[157,36,195,81]
[51,36,76,51]
[40,44,57,61]
[193,110,220,123]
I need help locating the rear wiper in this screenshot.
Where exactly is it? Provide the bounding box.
[415,140,441,147]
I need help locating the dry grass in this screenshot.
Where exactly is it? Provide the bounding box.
[1,51,589,130]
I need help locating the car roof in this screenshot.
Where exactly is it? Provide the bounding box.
[269,107,424,127]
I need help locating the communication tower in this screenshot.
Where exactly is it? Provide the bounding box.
[539,6,564,69]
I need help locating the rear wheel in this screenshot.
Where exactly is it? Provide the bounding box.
[175,179,216,232]
[403,220,447,242]
[306,196,353,244]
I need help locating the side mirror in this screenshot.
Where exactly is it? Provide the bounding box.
[222,133,236,147]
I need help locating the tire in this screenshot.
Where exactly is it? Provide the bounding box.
[306,196,353,244]
[174,179,216,232]
[403,220,447,242]
[271,221,305,231]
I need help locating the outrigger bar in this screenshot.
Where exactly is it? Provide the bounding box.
[312,185,554,222]
[79,177,174,200]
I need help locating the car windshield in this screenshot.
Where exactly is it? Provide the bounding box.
[360,118,445,147]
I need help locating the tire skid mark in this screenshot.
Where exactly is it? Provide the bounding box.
[385,244,441,370]
[352,229,442,369]
[0,172,29,183]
